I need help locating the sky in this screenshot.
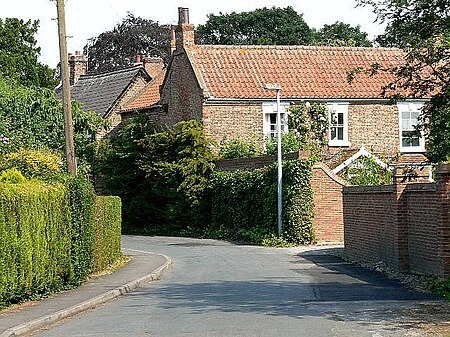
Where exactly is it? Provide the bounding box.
[1,0,385,67]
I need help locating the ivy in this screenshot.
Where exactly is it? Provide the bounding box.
[208,158,315,245]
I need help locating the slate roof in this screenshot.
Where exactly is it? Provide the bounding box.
[185,45,407,100]
[70,66,150,117]
[122,69,166,112]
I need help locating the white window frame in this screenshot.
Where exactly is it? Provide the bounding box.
[328,102,350,147]
[262,101,290,140]
[397,101,425,153]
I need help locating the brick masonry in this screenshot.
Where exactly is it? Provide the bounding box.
[215,153,346,243]
[343,164,450,278]
[347,103,399,156]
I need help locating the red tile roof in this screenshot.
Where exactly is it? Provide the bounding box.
[122,69,166,111]
[187,45,406,100]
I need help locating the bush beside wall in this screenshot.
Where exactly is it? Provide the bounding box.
[93,196,122,272]
[209,158,314,244]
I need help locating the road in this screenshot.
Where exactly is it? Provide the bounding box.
[31,235,441,337]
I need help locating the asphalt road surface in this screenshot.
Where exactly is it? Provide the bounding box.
[31,236,440,337]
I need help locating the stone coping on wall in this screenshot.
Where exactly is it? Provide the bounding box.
[343,185,394,194]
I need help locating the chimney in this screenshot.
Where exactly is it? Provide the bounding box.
[142,56,165,78]
[175,7,195,50]
[68,51,87,85]
[170,26,176,54]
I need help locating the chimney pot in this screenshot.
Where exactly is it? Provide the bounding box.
[178,7,189,24]
[75,50,81,56]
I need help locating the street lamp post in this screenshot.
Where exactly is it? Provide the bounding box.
[264,83,282,236]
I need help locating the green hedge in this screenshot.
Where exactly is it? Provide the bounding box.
[67,176,96,285]
[0,182,72,304]
[93,196,122,272]
[0,177,122,307]
[209,158,314,245]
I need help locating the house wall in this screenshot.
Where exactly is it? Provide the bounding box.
[159,52,203,127]
[346,103,399,156]
[343,164,450,278]
[203,103,264,145]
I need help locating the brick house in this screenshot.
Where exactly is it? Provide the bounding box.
[67,52,164,137]
[158,8,429,161]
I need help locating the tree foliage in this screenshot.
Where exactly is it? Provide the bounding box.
[96,117,217,233]
[357,0,450,162]
[312,21,373,47]
[196,6,312,45]
[84,14,171,74]
[0,76,107,169]
[0,18,56,88]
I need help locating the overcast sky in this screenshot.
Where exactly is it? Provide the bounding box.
[1,0,384,67]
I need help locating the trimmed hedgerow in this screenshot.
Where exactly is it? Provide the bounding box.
[208,158,314,245]
[93,196,122,272]
[0,182,72,305]
[67,175,96,285]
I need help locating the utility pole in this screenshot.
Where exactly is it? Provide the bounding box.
[56,0,77,175]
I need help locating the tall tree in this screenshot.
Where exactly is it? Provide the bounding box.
[196,6,312,45]
[0,18,56,89]
[312,21,373,47]
[357,0,450,162]
[84,14,171,74]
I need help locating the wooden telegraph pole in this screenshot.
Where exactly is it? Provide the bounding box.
[56,0,77,175]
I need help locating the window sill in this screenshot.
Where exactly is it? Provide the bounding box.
[328,141,351,147]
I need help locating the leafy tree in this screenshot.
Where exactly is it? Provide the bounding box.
[0,76,107,170]
[312,21,373,47]
[196,6,312,45]
[0,18,56,88]
[84,14,171,74]
[96,117,217,233]
[357,0,450,162]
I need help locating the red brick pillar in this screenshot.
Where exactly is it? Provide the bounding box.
[435,164,450,277]
[393,168,409,272]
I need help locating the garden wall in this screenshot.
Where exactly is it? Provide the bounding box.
[343,164,450,278]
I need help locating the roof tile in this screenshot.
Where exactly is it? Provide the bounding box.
[188,45,406,99]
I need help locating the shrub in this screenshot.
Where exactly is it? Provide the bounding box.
[0,168,27,183]
[220,136,261,159]
[96,117,217,234]
[93,196,122,272]
[209,158,314,245]
[339,156,392,185]
[0,149,63,180]
[0,182,72,304]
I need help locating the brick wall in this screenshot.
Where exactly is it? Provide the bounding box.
[215,153,346,243]
[347,103,399,156]
[203,103,264,145]
[312,163,347,243]
[343,164,450,278]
